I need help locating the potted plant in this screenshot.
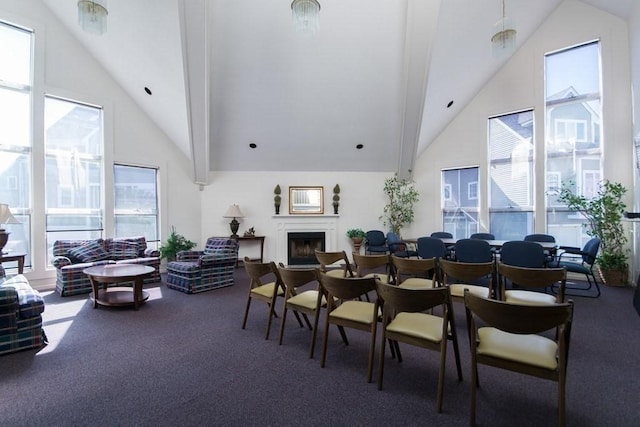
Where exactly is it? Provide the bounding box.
[380,176,419,236]
[159,226,197,262]
[557,180,629,286]
[346,228,366,253]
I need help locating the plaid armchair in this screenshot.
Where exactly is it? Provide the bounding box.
[166,237,239,294]
[0,265,46,355]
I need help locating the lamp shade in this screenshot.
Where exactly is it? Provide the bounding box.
[0,204,19,229]
[223,204,245,219]
[78,0,108,35]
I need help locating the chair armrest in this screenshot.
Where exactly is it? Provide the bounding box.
[51,256,72,269]
[176,251,204,262]
[144,248,160,257]
[200,253,237,265]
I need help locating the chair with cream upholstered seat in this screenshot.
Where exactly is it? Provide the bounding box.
[277,265,326,358]
[316,271,379,382]
[241,258,286,340]
[375,281,462,412]
[352,252,393,284]
[390,254,438,290]
[314,249,354,278]
[498,262,566,305]
[439,258,495,303]
[464,291,574,426]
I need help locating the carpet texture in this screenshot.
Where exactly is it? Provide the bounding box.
[0,269,638,426]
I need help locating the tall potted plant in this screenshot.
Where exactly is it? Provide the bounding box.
[380,176,419,236]
[557,180,629,285]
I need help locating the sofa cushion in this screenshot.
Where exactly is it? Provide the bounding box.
[68,240,111,263]
[0,275,45,318]
[108,240,140,260]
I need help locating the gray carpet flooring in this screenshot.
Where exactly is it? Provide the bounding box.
[1,270,639,426]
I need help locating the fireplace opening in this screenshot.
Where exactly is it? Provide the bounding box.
[288,232,325,266]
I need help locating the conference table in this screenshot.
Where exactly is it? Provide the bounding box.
[438,238,557,251]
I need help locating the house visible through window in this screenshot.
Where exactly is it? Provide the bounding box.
[442,167,479,238]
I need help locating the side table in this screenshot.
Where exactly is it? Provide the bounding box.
[234,236,265,267]
[0,252,26,274]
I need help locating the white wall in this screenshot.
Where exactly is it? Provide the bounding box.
[201,171,393,263]
[0,1,200,286]
[411,0,634,237]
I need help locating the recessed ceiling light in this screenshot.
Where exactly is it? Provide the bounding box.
[447,100,454,108]
[144,87,152,95]
[249,143,257,149]
[356,144,364,149]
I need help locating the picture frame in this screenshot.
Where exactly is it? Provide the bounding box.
[289,186,324,214]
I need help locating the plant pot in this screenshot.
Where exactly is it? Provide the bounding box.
[598,266,628,287]
[351,237,363,254]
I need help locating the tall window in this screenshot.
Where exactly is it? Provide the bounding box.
[45,96,104,259]
[114,164,159,248]
[442,167,479,238]
[488,110,534,239]
[545,41,602,247]
[0,21,33,269]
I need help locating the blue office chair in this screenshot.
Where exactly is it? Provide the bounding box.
[430,231,453,239]
[469,233,495,241]
[386,232,418,258]
[524,233,557,266]
[555,237,601,298]
[500,240,546,268]
[417,236,448,260]
[454,238,493,263]
[365,230,389,255]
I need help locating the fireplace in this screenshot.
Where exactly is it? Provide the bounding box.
[288,232,325,265]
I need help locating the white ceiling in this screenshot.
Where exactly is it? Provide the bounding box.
[42,0,633,181]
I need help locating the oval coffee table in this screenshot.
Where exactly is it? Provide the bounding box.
[83,264,155,310]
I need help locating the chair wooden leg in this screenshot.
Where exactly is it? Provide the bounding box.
[264,302,276,340]
[377,331,387,390]
[436,340,446,413]
[241,297,252,329]
[278,307,288,345]
[337,325,349,346]
[367,322,377,383]
[309,308,321,359]
[320,313,331,368]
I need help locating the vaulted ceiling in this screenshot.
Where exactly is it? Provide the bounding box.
[42,0,633,184]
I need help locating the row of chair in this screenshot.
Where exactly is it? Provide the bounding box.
[241,252,574,426]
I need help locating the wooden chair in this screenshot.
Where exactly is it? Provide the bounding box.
[498,262,566,305]
[314,249,354,278]
[390,254,438,289]
[464,291,574,426]
[277,265,325,358]
[241,258,285,340]
[439,258,495,303]
[352,252,393,284]
[316,271,379,382]
[375,282,462,412]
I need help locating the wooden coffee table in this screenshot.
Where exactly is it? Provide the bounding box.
[83,264,155,310]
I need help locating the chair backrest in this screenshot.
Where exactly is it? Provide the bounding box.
[352,253,391,278]
[582,237,601,265]
[366,230,386,246]
[316,270,377,301]
[500,240,546,268]
[277,266,319,294]
[243,258,280,289]
[470,233,495,241]
[391,254,438,284]
[524,233,556,243]
[464,291,573,336]
[430,231,453,239]
[376,281,450,315]
[454,238,493,263]
[314,249,354,277]
[417,236,447,259]
[497,262,567,302]
[439,258,494,285]
[386,232,407,254]
[204,237,239,257]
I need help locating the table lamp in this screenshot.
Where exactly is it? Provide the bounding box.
[223,204,245,238]
[0,204,20,254]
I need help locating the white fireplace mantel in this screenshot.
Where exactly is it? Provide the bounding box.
[274,215,338,264]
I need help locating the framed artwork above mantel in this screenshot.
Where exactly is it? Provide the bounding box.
[289,186,324,214]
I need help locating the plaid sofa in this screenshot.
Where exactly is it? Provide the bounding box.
[166,237,239,293]
[52,236,161,296]
[0,265,46,355]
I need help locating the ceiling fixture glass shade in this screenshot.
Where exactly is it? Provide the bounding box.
[491,0,516,57]
[78,0,108,36]
[291,0,321,34]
